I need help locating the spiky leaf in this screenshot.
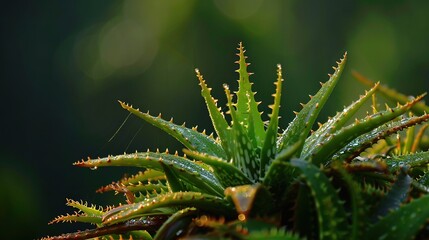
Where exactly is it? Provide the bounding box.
[102,192,233,225]
[196,69,233,159]
[365,194,429,239]
[183,149,252,187]
[235,42,265,148]
[370,167,412,222]
[302,82,379,157]
[74,151,224,197]
[290,159,348,240]
[120,101,226,159]
[353,71,429,115]
[308,95,425,165]
[278,53,347,154]
[385,150,429,171]
[260,64,283,177]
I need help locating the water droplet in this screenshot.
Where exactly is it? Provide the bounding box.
[90,166,98,170]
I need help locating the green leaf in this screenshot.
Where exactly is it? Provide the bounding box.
[370,167,412,222]
[292,183,317,240]
[417,171,429,189]
[290,159,348,240]
[263,141,303,201]
[246,227,303,240]
[74,151,224,197]
[308,95,425,165]
[49,213,102,225]
[235,42,265,148]
[353,71,429,115]
[120,169,165,185]
[334,165,365,240]
[183,149,252,188]
[102,192,233,225]
[365,193,429,239]
[46,217,162,240]
[160,161,189,192]
[225,84,260,181]
[196,69,233,160]
[97,169,168,195]
[303,82,379,157]
[65,198,104,218]
[332,114,429,162]
[385,150,429,172]
[153,208,198,240]
[260,64,283,177]
[119,101,226,159]
[278,53,347,154]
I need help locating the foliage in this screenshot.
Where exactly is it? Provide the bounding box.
[43,43,429,240]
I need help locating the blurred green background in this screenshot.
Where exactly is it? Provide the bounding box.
[1,0,428,238]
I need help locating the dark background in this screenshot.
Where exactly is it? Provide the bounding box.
[1,1,428,238]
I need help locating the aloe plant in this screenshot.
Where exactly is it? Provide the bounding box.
[43,43,429,240]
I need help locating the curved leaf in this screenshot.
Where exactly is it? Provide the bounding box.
[183,149,252,188]
[260,64,283,177]
[196,69,233,159]
[385,150,429,172]
[365,193,429,239]
[119,101,226,159]
[353,71,429,115]
[370,167,412,222]
[74,151,224,197]
[278,53,347,154]
[224,84,260,181]
[102,192,233,225]
[235,42,265,148]
[308,95,425,165]
[290,159,348,240]
[303,82,379,157]
[154,208,199,240]
[333,114,429,162]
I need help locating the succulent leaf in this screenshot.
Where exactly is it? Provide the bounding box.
[260,64,283,177]
[65,199,104,218]
[153,208,198,240]
[416,171,429,191]
[263,141,303,202]
[290,159,348,240]
[246,228,302,240]
[196,69,233,159]
[308,95,425,165]
[183,149,252,187]
[332,114,429,162]
[224,84,260,181]
[278,53,347,155]
[412,124,428,152]
[49,214,102,225]
[291,183,318,240]
[235,42,266,148]
[120,169,165,185]
[370,167,412,222]
[102,192,233,225]
[119,101,226,159]
[44,218,162,240]
[334,165,365,240]
[303,82,379,157]
[353,71,429,115]
[365,193,429,239]
[74,152,224,197]
[159,161,189,192]
[385,150,429,171]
